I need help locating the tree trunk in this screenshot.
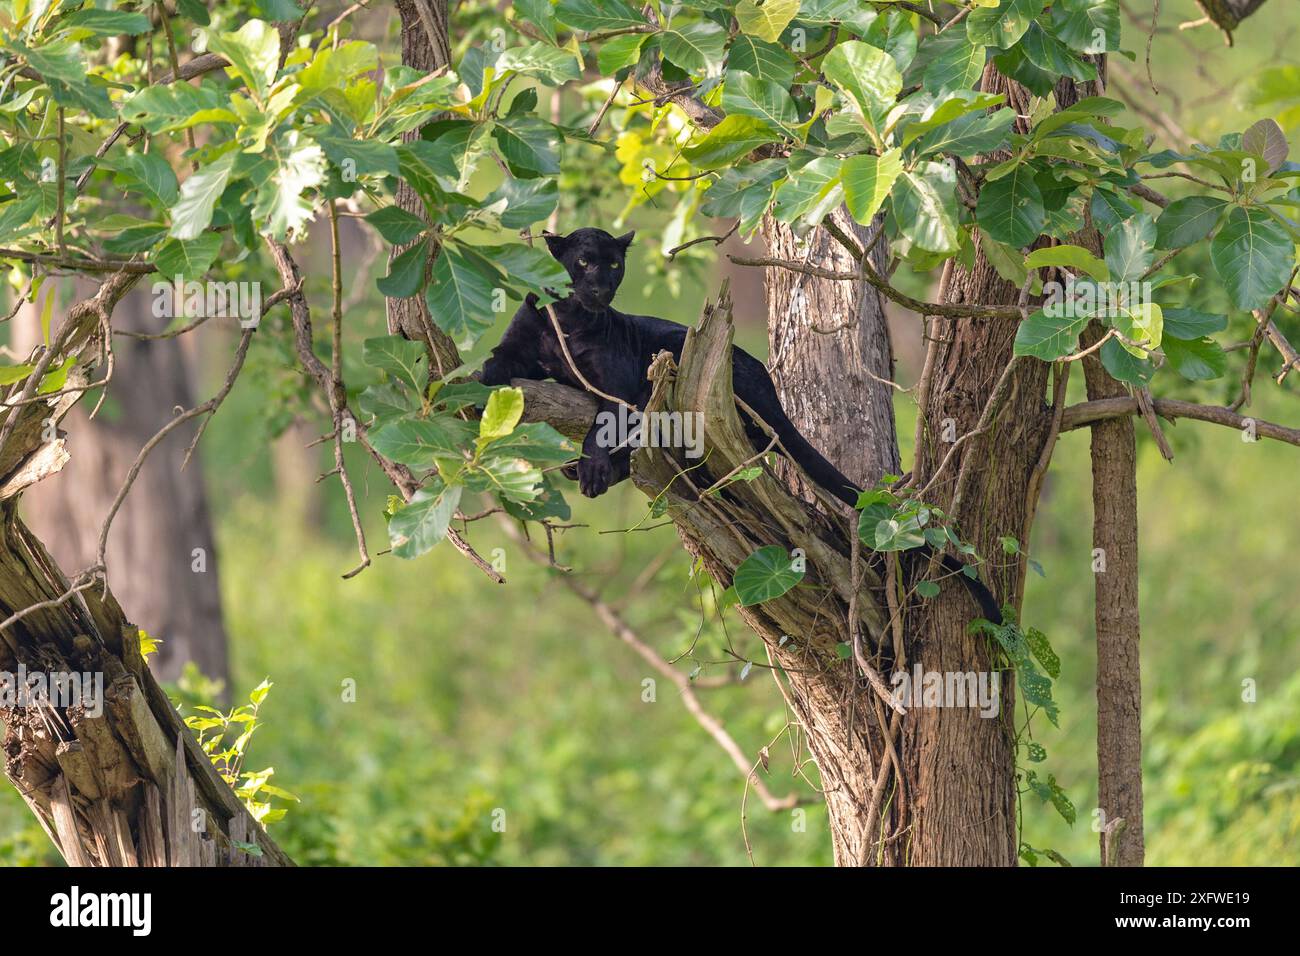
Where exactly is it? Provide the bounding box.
[758,208,904,863]
[13,283,231,687]
[0,506,290,866]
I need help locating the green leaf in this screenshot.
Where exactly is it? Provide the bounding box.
[733,545,805,606]
[978,232,1029,285]
[1024,244,1109,281]
[916,108,1016,158]
[892,161,960,254]
[966,0,1040,48]
[873,516,926,551]
[682,115,782,170]
[736,0,801,42]
[554,0,644,31]
[475,456,544,501]
[168,153,235,240]
[1090,186,1138,231]
[207,18,280,101]
[389,485,462,559]
[154,234,223,280]
[1100,337,1153,386]
[1164,335,1227,381]
[497,43,582,85]
[1155,196,1228,251]
[514,0,557,43]
[366,206,428,246]
[701,159,785,236]
[316,133,400,180]
[426,243,500,348]
[1052,0,1121,53]
[722,72,798,130]
[484,177,559,229]
[253,130,327,241]
[363,335,427,392]
[492,116,562,176]
[1242,118,1288,173]
[726,34,797,86]
[597,33,647,74]
[1210,206,1295,311]
[1019,22,1097,81]
[481,422,577,465]
[1103,213,1156,282]
[922,24,986,97]
[101,151,180,210]
[61,9,151,36]
[842,148,903,225]
[916,579,940,599]
[976,166,1045,249]
[823,41,901,141]
[1014,309,1089,360]
[371,418,475,466]
[1162,307,1226,339]
[660,22,727,76]
[772,157,843,227]
[470,243,570,300]
[376,239,429,298]
[480,387,525,442]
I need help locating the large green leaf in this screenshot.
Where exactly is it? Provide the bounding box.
[154,235,223,281]
[484,176,560,229]
[1103,213,1156,282]
[1024,244,1109,281]
[921,24,986,96]
[554,0,644,31]
[1052,0,1121,53]
[1099,337,1153,386]
[726,34,797,86]
[492,116,562,176]
[722,72,798,131]
[596,34,647,74]
[682,115,782,170]
[61,9,152,35]
[479,387,525,442]
[1210,206,1295,311]
[822,41,901,141]
[389,485,462,559]
[1163,335,1227,381]
[425,243,500,348]
[1014,309,1089,360]
[207,18,280,101]
[700,159,785,236]
[915,107,1016,158]
[376,239,429,298]
[733,545,805,606]
[967,0,1041,48]
[660,22,727,75]
[1155,196,1228,250]
[1018,22,1097,81]
[892,162,960,254]
[371,418,475,466]
[497,43,582,85]
[976,166,1045,249]
[366,206,428,246]
[363,335,427,392]
[842,148,903,225]
[772,157,842,227]
[1162,307,1226,339]
[169,153,236,240]
[253,131,327,241]
[736,0,801,42]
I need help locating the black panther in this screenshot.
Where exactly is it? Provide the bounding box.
[478,227,1001,622]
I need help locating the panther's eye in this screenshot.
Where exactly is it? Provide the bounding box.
[611,262,621,270]
[576,258,588,267]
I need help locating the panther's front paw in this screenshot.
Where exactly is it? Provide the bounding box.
[577,454,613,498]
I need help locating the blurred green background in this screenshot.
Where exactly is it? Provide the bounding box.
[2,1,1298,866]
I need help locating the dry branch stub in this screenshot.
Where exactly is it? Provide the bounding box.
[0,508,291,866]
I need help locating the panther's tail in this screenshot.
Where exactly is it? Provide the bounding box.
[757,401,1003,625]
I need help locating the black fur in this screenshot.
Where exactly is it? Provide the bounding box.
[478,228,1000,623]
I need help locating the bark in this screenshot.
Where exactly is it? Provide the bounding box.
[0,506,290,866]
[13,284,231,686]
[1058,66,1146,867]
[758,209,902,864]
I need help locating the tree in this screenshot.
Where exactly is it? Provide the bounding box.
[1,0,1296,866]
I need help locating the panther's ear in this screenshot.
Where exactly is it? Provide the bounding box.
[542,231,568,258]
[615,230,636,250]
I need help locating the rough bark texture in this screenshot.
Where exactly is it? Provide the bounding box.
[0,507,289,866]
[906,66,1059,867]
[759,209,902,864]
[1057,63,1146,867]
[14,285,231,686]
